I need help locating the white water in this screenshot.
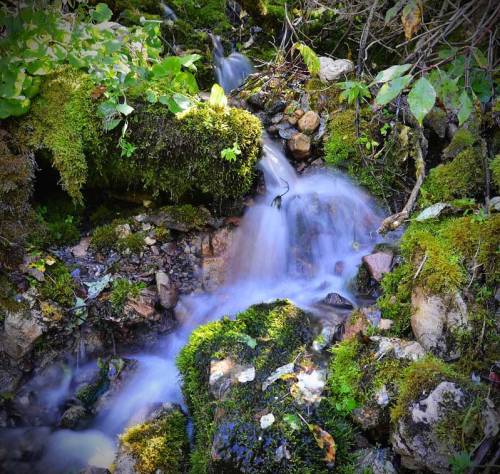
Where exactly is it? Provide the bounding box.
[1,138,385,472]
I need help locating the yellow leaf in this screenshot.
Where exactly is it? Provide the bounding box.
[309,424,336,464]
[45,256,56,266]
[401,1,422,40]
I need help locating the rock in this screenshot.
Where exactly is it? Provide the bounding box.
[59,404,88,429]
[121,288,160,324]
[209,358,255,399]
[201,226,235,291]
[297,110,320,134]
[322,292,354,309]
[489,196,500,212]
[115,224,131,239]
[343,310,370,340]
[391,381,497,473]
[0,309,44,359]
[80,467,110,474]
[155,271,177,309]
[143,236,156,246]
[260,413,275,429]
[354,447,397,474]
[334,261,345,275]
[411,287,469,358]
[71,237,91,257]
[262,363,294,391]
[293,369,326,405]
[318,57,354,82]
[362,251,393,282]
[352,405,384,431]
[247,92,266,109]
[288,132,311,160]
[370,336,426,361]
[267,99,287,115]
[277,122,297,140]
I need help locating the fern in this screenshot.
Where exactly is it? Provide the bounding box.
[293,42,320,76]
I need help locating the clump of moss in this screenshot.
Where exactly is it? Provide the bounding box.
[120,408,189,474]
[490,154,500,191]
[38,261,76,308]
[159,204,210,231]
[90,224,118,252]
[16,66,102,203]
[419,148,484,207]
[116,231,145,253]
[443,128,476,159]
[109,278,145,312]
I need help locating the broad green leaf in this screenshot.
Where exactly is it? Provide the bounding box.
[283,414,302,431]
[293,42,320,76]
[158,94,171,105]
[151,57,181,78]
[408,77,436,126]
[26,59,51,75]
[172,93,192,112]
[0,97,30,119]
[470,72,492,103]
[179,54,202,70]
[457,91,473,126]
[91,3,113,23]
[373,64,412,84]
[67,53,87,69]
[209,83,227,109]
[375,74,412,105]
[104,118,122,131]
[173,71,198,94]
[116,102,134,116]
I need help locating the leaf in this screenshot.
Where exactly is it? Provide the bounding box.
[375,74,412,105]
[209,83,227,109]
[293,42,320,76]
[145,90,158,103]
[401,0,422,40]
[0,97,30,119]
[151,57,181,78]
[173,71,199,94]
[385,0,405,23]
[457,91,473,126]
[309,424,336,464]
[91,3,113,23]
[237,333,257,349]
[104,118,122,131]
[373,64,412,84]
[179,53,202,70]
[472,48,488,68]
[283,414,302,431]
[116,102,134,116]
[408,77,436,126]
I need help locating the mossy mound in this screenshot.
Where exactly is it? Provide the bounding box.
[119,405,189,474]
[177,300,355,473]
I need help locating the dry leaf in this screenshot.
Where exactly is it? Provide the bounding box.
[91,85,107,101]
[309,424,336,464]
[401,1,422,40]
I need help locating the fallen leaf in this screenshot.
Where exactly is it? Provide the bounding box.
[309,424,336,464]
[401,0,422,40]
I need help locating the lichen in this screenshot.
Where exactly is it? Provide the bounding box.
[120,408,189,474]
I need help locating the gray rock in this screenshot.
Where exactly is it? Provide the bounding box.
[0,308,44,359]
[411,287,469,358]
[59,404,88,429]
[370,336,426,361]
[318,57,354,82]
[155,271,178,309]
[489,196,500,212]
[362,251,393,282]
[355,447,397,474]
[322,292,353,309]
[415,202,451,221]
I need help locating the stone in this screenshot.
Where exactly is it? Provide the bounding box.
[115,224,131,239]
[334,260,345,275]
[121,289,160,324]
[293,369,326,405]
[209,358,256,399]
[415,202,451,221]
[59,404,88,429]
[260,413,275,429]
[201,226,234,291]
[0,309,44,359]
[489,196,500,212]
[318,57,354,82]
[287,132,311,160]
[297,110,320,134]
[322,292,353,309]
[362,251,393,282]
[354,448,397,474]
[267,99,287,115]
[370,336,426,361]
[71,237,91,258]
[155,271,177,309]
[411,287,469,358]
[144,236,156,246]
[262,363,295,391]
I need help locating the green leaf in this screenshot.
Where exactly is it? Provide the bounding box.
[457,91,473,126]
[283,414,302,431]
[179,54,202,70]
[0,97,30,119]
[151,57,181,78]
[408,77,436,126]
[26,59,51,75]
[237,333,257,349]
[104,118,122,131]
[209,83,227,109]
[91,3,113,23]
[145,90,158,103]
[293,42,320,76]
[472,48,488,68]
[173,71,198,94]
[172,93,192,112]
[67,53,87,69]
[116,102,134,116]
[373,64,412,84]
[158,94,171,105]
[375,74,412,105]
[385,0,405,23]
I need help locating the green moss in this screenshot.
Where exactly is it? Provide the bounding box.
[159,204,211,230]
[90,224,118,252]
[38,261,76,308]
[93,102,262,203]
[120,408,189,474]
[419,148,484,207]
[109,279,146,312]
[443,128,476,159]
[324,109,358,167]
[117,232,145,253]
[16,67,103,204]
[490,154,500,191]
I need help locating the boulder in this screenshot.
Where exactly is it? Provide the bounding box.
[318,57,354,82]
[0,308,44,359]
[71,237,91,258]
[354,448,397,474]
[155,271,177,309]
[362,251,393,282]
[288,132,311,160]
[201,226,235,291]
[322,292,353,309]
[121,288,161,324]
[411,287,469,359]
[59,404,88,429]
[298,111,320,134]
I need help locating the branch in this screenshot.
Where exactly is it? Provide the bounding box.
[378,130,426,234]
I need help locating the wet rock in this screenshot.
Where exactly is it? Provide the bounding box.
[297,110,320,134]
[362,251,393,282]
[343,310,370,340]
[209,358,255,399]
[318,57,354,82]
[0,308,44,359]
[354,447,397,474]
[370,336,426,361]
[288,132,311,160]
[293,369,326,405]
[334,260,345,276]
[267,99,287,115]
[201,226,235,291]
[59,404,88,429]
[322,292,353,309]
[247,92,266,109]
[155,271,177,309]
[352,405,384,431]
[121,288,160,324]
[71,237,91,258]
[411,287,469,359]
[277,122,297,140]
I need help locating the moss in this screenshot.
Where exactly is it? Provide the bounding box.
[120,408,189,474]
[0,130,34,268]
[116,231,145,253]
[159,204,211,230]
[419,148,484,207]
[443,128,476,159]
[38,261,76,308]
[109,279,145,312]
[15,66,103,204]
[93,102,262,203]
[177,300,355,473]
[490,154,500,191]
[239,0,268,17]
[90,224,118,252]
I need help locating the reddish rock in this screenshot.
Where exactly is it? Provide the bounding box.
[288,132,311,160]
[362,251,393,281]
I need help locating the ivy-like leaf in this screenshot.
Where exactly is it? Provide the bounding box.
[375,74,412,105]
[373,64,412,84]
[408,77,436,126]
[457,91,473,126]
[115,102,134,116]
[151,56,181,78]
[293,42,320,76]
[91,3,113,23]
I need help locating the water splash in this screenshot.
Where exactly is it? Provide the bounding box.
[211,35,253,93]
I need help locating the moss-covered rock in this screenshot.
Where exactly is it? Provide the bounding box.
[491,153,500,191]
[118,404,189,474]
[177,300,355,473]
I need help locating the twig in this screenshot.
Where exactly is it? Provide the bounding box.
[413,253,428,280]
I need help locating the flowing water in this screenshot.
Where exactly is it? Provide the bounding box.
[0,136,385,472]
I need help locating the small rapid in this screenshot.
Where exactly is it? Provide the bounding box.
[0,137,385,472]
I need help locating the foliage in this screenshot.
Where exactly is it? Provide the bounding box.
[338,81,371,105]
[109,278,145,312]
[293,42,321,77]
[221,142,242,162]
[38,259,76,308]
